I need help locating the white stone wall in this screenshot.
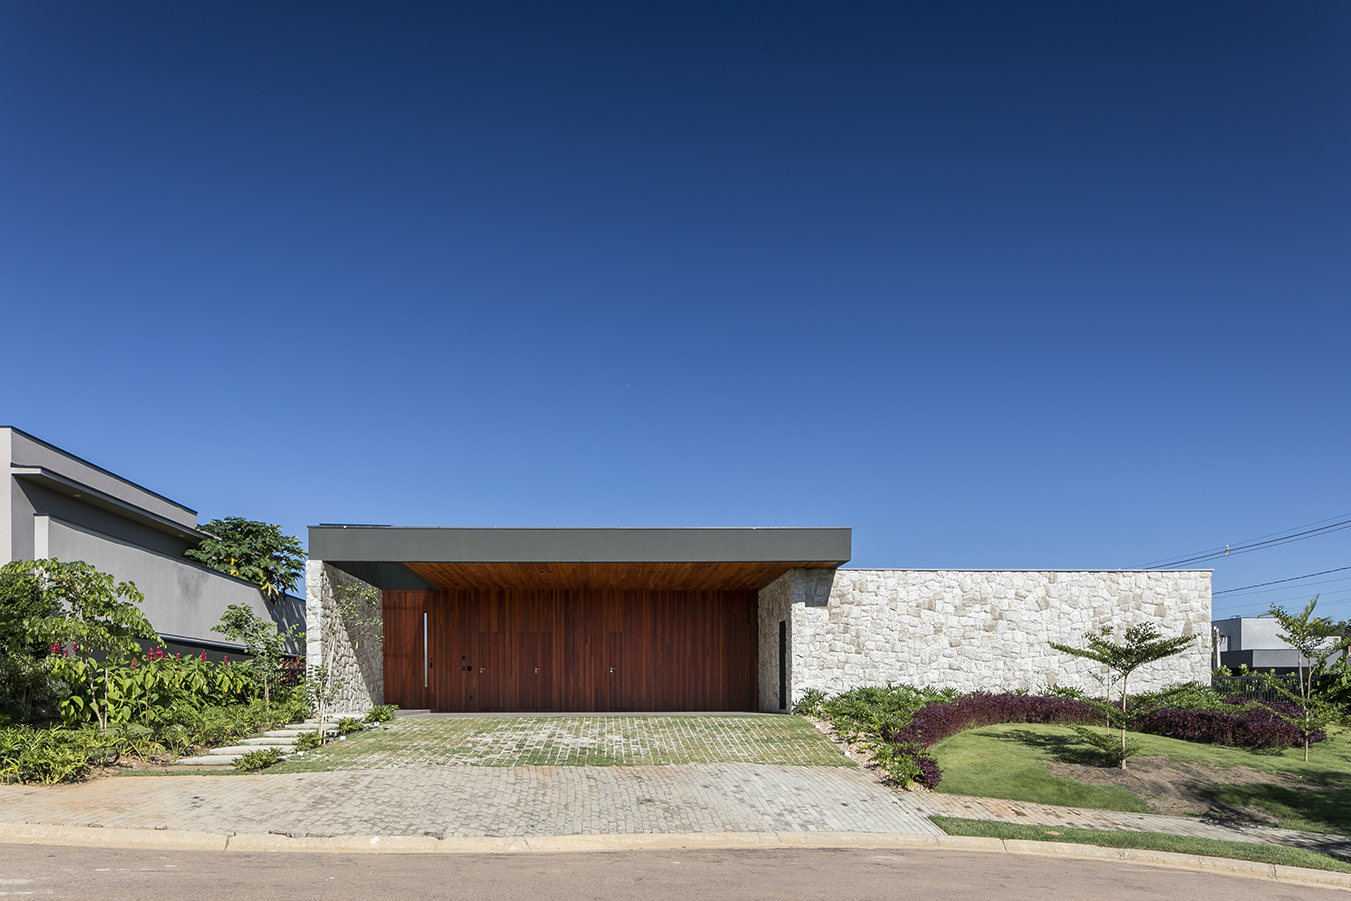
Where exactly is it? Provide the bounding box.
[305,561,384,715]
[757,568,835,712]
[765,568,1211,706]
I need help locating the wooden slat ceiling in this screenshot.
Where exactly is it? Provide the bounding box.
[404,560,836,592]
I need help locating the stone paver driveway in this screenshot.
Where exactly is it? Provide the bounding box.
[269,714,851,772]
[0,764,939,838]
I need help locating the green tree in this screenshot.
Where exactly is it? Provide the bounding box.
[1051,623,1194,768]
[186,518,305,601]
[1266,597,1348,762]
[0,559,159,731]
[211,603,304,707]
[0,566,61,724]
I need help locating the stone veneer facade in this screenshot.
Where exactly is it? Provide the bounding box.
[305,561,384,715]
[758,568,1212,712]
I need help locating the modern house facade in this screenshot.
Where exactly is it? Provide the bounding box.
[1212,616,1342,674]
[308,525,1213,714]
[2,427,303,657]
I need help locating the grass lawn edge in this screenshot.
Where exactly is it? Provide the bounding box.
[930,815,1351,875]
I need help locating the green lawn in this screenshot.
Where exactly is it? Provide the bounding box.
[931,723,1351,835]
[267,714,853,773]
[932,816,1351,874]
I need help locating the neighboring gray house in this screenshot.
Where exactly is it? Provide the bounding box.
[1,427,303,658]
[1213,616,1343,673]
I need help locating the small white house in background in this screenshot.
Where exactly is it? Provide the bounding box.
[1,427,304,659]
[1213,615,1344,674]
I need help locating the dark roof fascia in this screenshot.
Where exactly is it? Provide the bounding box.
[11,467,212,543]
[5,426,197,517]
[308,526,852,566]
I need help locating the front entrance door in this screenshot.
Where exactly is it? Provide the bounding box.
[514,632,552,711]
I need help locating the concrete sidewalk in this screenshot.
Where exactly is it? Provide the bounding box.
[913,791,1351,858]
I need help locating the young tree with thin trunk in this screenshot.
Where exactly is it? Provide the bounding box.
[1266,597,1348,762]
[1051,623,1193,768]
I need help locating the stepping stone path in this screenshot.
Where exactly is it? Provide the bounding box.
[173,719,338,767]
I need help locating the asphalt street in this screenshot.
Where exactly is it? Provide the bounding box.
[0,845,1342,901]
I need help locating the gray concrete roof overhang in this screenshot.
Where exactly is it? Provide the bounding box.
[308,526,851,566]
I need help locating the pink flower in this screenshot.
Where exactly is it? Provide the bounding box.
[50,643,61,655]
[129,660,137,668]
[222,655,229,664]
[200,650,207,661]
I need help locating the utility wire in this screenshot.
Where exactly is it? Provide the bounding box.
[1213,565,1351,595]
[1132,514,1351,569]
[1214,575,1351,600]
[1216,587,1351,616]
[1134,514,1351,568]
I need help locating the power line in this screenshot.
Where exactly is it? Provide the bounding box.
[1132,514,1351,569]
[1134,513,1351,568]
[1214,587,1351,616]
[1213,565,1351,595]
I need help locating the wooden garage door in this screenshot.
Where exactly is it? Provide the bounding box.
[382,587,757,712]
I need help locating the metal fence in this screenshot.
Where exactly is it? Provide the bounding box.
[1211,674,1300,702]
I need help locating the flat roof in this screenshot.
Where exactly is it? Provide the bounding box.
[308,526,852,566]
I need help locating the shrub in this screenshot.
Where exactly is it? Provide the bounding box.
[233,747,283,773]
[0,725,134,784]
[792,689,827,717]
[363,704,398,724]
[336,717,364,736]
[818,684,950,743]
[294,731,322,751]
[1135,698,1325,749]
[887,692,1100,749]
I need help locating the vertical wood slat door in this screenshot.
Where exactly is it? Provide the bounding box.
[383,587,756,712]
[604,631,636,711]
[514,632,553,711]
[381,591,430,710]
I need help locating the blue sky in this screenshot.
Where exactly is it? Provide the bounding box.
[2,2,1347,617]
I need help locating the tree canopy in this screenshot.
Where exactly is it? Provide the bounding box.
[0,558,157,661]
[186,517,305,600]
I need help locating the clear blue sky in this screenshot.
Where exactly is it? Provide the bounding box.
[2,2,1347,618]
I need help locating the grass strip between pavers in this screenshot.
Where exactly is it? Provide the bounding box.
[930,815,1351,874]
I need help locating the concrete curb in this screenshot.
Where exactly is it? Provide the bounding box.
[1,823,1347,891]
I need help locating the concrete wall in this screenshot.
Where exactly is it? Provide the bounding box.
[1213,617,1294,652]
[7,428,198,530]
[17,480,191,558]
[38,515,303,647]
[760,568,1212,707]
[0,430,10,566]
[306,561,384,715]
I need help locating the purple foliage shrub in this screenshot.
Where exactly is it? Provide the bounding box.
[884,692,1100,748]
[1135,698,1326,748]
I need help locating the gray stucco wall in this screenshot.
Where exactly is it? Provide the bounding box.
[0,430,11,565]
[38,515,303,647]
[7,428,198,530]
[17,481,191,558]
[306,561,384,715]
[760,568,1212,708]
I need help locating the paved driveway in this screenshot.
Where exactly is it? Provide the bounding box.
[0,763,938,838]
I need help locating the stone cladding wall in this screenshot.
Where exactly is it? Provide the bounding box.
[764,568,1211,708]
[305,561,384,715]
[757,569,834,712]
